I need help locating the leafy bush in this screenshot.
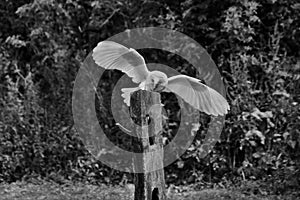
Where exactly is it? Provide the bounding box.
[0,0,299,196]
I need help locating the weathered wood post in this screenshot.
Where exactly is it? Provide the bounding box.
[129,90,166,200]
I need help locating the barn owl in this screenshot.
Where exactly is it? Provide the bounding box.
[92,41,229,116]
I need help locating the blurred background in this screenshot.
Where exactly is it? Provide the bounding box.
[0,0,299,198]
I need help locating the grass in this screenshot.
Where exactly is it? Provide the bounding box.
[0,180,298,200]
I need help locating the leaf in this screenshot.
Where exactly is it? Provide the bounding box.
[191,122,200,136]
[283,132,290,140]
[246,129,265,144]
[273,133,281,137]
[249,141,256,146]
[288,140,296,149]
[292,3,300,10]
[272,90,290,98]
[177,160,184,169]
[252,152,261,158]
[251,108,273,119]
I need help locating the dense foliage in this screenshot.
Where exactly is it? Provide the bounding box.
[0,0,299,196]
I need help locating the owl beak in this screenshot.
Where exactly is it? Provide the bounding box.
[152,79,158,90]
[153,81,165,92]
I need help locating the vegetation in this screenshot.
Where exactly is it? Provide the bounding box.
[0,0,299,199]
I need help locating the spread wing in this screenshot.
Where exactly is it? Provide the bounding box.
[92,41,149,83]
[164,75,230,116]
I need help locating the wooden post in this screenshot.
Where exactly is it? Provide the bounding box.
[129,90,166,200]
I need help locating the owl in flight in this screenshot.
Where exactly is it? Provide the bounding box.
[92,41,229,116]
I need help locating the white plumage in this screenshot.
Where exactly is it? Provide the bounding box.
[92,41,230,116]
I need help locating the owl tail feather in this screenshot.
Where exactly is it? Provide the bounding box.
[121,87,140,106]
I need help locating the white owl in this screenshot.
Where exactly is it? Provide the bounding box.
[92,41,229,116]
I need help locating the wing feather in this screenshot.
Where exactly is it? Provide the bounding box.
[92,41,149,83]
[165,75,230,116]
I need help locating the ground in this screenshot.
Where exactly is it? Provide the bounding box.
[0,180,297,200]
